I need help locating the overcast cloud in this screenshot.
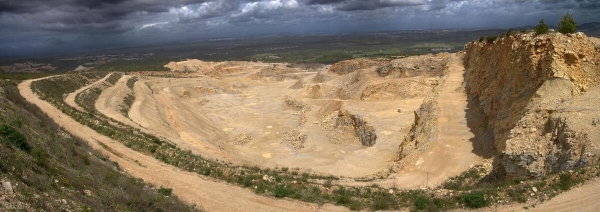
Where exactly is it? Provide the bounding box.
[0,0,598,57]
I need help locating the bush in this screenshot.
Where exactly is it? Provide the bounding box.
[535,19,549,35]
[414,196,430,210]
[486,36,498,44]
[0,124,31,152]
[558,173,576,190]
[158,187,173,196]
[462,191,487,208]
[557,13,577,34]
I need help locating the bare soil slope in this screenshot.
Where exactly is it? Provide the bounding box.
[19,78,347,212]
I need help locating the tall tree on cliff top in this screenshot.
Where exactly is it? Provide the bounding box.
[557,13,577,34]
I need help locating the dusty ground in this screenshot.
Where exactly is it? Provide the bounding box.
[20,77,348,212]
[114,56,447,177]
[89,53,483,182]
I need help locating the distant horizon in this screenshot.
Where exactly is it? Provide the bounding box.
[2,22,599,60]
[1,0,599,58]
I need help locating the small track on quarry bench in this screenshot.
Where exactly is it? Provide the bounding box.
[393,54,482,188]
[19,78,347,212]
[95,75,149,131]
[64,72,113,112]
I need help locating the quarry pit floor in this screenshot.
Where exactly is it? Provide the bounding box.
[87,54,485,185]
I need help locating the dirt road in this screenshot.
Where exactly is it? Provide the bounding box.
[64,73,112,111]
[19,77,347,212]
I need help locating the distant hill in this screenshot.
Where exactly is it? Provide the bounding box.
[579,22,600,37]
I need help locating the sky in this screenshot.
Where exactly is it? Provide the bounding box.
[0,0,599,58]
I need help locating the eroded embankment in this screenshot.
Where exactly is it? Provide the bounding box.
[463,32,600,177]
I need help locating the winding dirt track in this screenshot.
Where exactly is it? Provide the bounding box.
[64,72,113,112]
[19,78,347,212]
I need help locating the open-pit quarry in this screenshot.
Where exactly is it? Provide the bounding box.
[17,32,600,211]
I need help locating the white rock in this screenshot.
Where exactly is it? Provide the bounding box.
[532,187,538,192]
[2,181,13,193]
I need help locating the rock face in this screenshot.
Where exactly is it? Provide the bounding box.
[334,111,377,147]
[463,32,600,177]
[329,59,378,75]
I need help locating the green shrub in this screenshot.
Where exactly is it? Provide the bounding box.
[414,196,430,210]
[486,36,498,44]
[157,187,173,196]
[558,173,575,190]
[0,124,31,152]
[462,191,487,208]
[274,185,295,198]
[557,13,577,34]
[535,19,549,35]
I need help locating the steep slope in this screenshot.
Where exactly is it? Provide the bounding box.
[463,32,600,177]
[0,79,196,211]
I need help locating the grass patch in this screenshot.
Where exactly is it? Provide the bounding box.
[461,191,487,209]
[0,124,31,152]
[158,187,173,196]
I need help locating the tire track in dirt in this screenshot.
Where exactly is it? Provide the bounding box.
[19,77,348,212]
[64,73,113,111]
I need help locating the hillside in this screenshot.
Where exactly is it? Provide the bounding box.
[579,22,600,37]
[0,79,198,211]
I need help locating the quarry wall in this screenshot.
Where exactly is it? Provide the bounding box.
[463,32,600,177]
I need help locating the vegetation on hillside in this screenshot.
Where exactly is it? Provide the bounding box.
[0,79,199,211]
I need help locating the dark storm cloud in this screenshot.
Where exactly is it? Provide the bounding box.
[306,0,425,11]
[0,0,599,57]
[0,0,215,33]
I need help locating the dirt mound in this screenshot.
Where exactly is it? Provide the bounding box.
[307,85,322,99]
[230,133,253,145]
[463,32,600,177]
[312,72,332,83]
[324,70,370,99]
[288,79,304,89]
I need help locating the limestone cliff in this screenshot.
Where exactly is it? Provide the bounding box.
[463,32,600,177]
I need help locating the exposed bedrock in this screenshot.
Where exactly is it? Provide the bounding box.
[334,110,377,147]
[463,32,600,177]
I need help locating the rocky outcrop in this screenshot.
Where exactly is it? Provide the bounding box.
[334,111,377,147]
[329,59,378,75]
[463,32,600,177]
[397,96,440,161]
[377,53,449,78]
